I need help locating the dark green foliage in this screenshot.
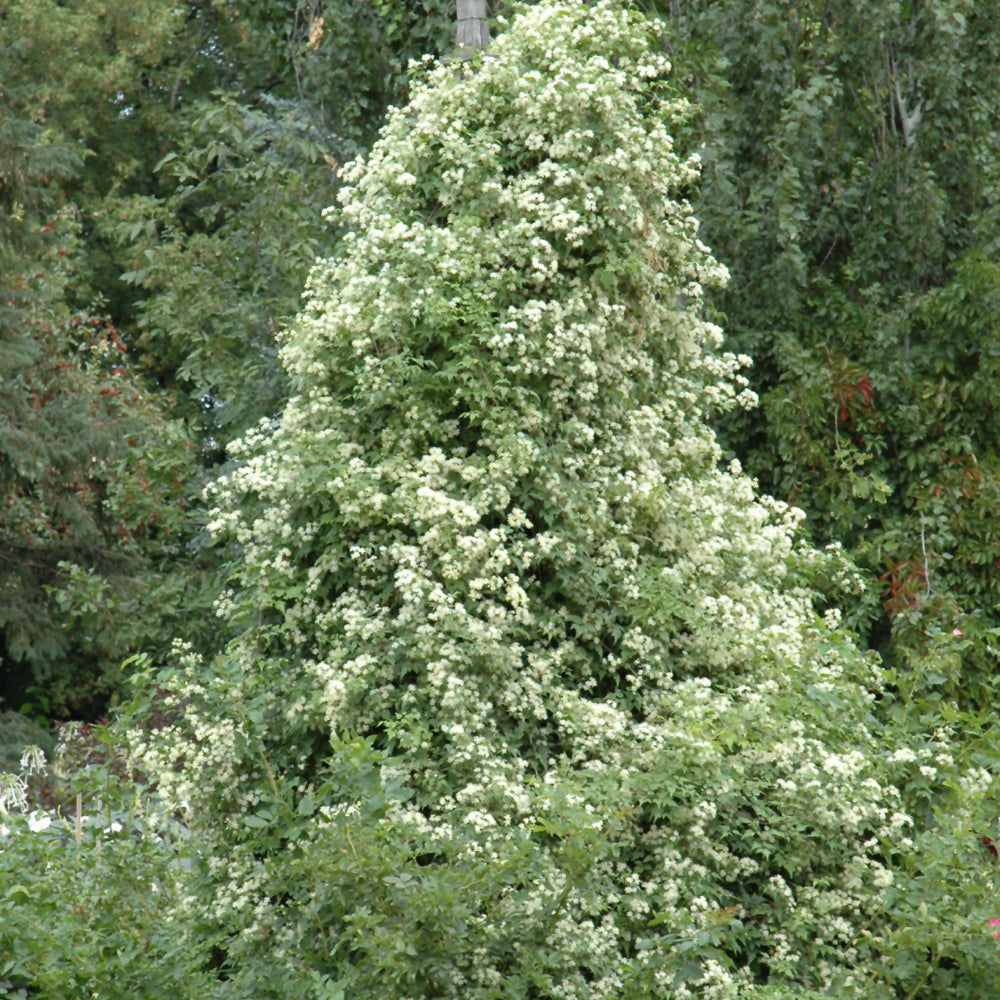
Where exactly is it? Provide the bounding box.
[113,0,464,448]
[0,0,211,715]
[660,0,1000,707]
[117,96,334,442]
[0,0,491,717]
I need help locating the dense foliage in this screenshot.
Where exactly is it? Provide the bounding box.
[0,0,460,713]
[0,0,203,715]
[122,3,1000,995]
[661,0,1000,708]
[1,1,999,997]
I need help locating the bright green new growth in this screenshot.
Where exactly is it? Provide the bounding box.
[133,3,994,996]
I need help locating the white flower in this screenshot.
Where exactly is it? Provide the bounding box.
[19,745,46,776]
[0,773,27,815]
[27,811,51,833]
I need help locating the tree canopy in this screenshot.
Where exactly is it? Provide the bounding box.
[0,0,459,713]
[663,0,1000,709]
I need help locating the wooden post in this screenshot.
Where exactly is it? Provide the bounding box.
[456,0,490,54]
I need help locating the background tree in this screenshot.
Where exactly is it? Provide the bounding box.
[114,0,461,449]
[0,0,461,716]
[658,0,1000,709]
[0,3,204,716]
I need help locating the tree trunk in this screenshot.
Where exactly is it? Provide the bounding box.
[456,0,490,53]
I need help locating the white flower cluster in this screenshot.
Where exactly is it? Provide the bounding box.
[129,2,988,995]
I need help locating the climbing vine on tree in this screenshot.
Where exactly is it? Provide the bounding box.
[125,4,1000,996]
